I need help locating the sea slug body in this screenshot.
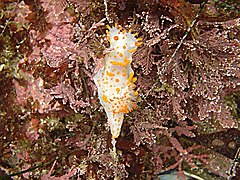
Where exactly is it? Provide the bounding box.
[93,23,142,139]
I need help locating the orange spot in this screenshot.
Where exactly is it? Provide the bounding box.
[106,25,111,30]
[124,58,130,65]
[128,48,136,53]
[116,88,120,93]
[134,91,138,96]
[114,36,119,40]
[119,52,123,57]
[134,32,139,37]
[122,68,127,76]
[112,134,118,138]
[132,77,137,82]
[110,61,122,66]
[115,78,119,82]
[129,72,134,80]
[132,102,137,109]
[114,55,117,58]
[106,71,115,77]
[136,41,143,46]
[116,71,120,75]
[118,104,129,113]
[110,60,128,67]
[123,45,126,49]
[102,94,109,102]
[127,72,134,84]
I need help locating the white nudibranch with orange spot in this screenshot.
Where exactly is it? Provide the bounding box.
[93,23,142,140]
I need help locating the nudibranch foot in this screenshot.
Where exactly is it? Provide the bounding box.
[111,138,118,162]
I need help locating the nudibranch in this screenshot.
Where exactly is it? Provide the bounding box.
[93,23,142,139]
